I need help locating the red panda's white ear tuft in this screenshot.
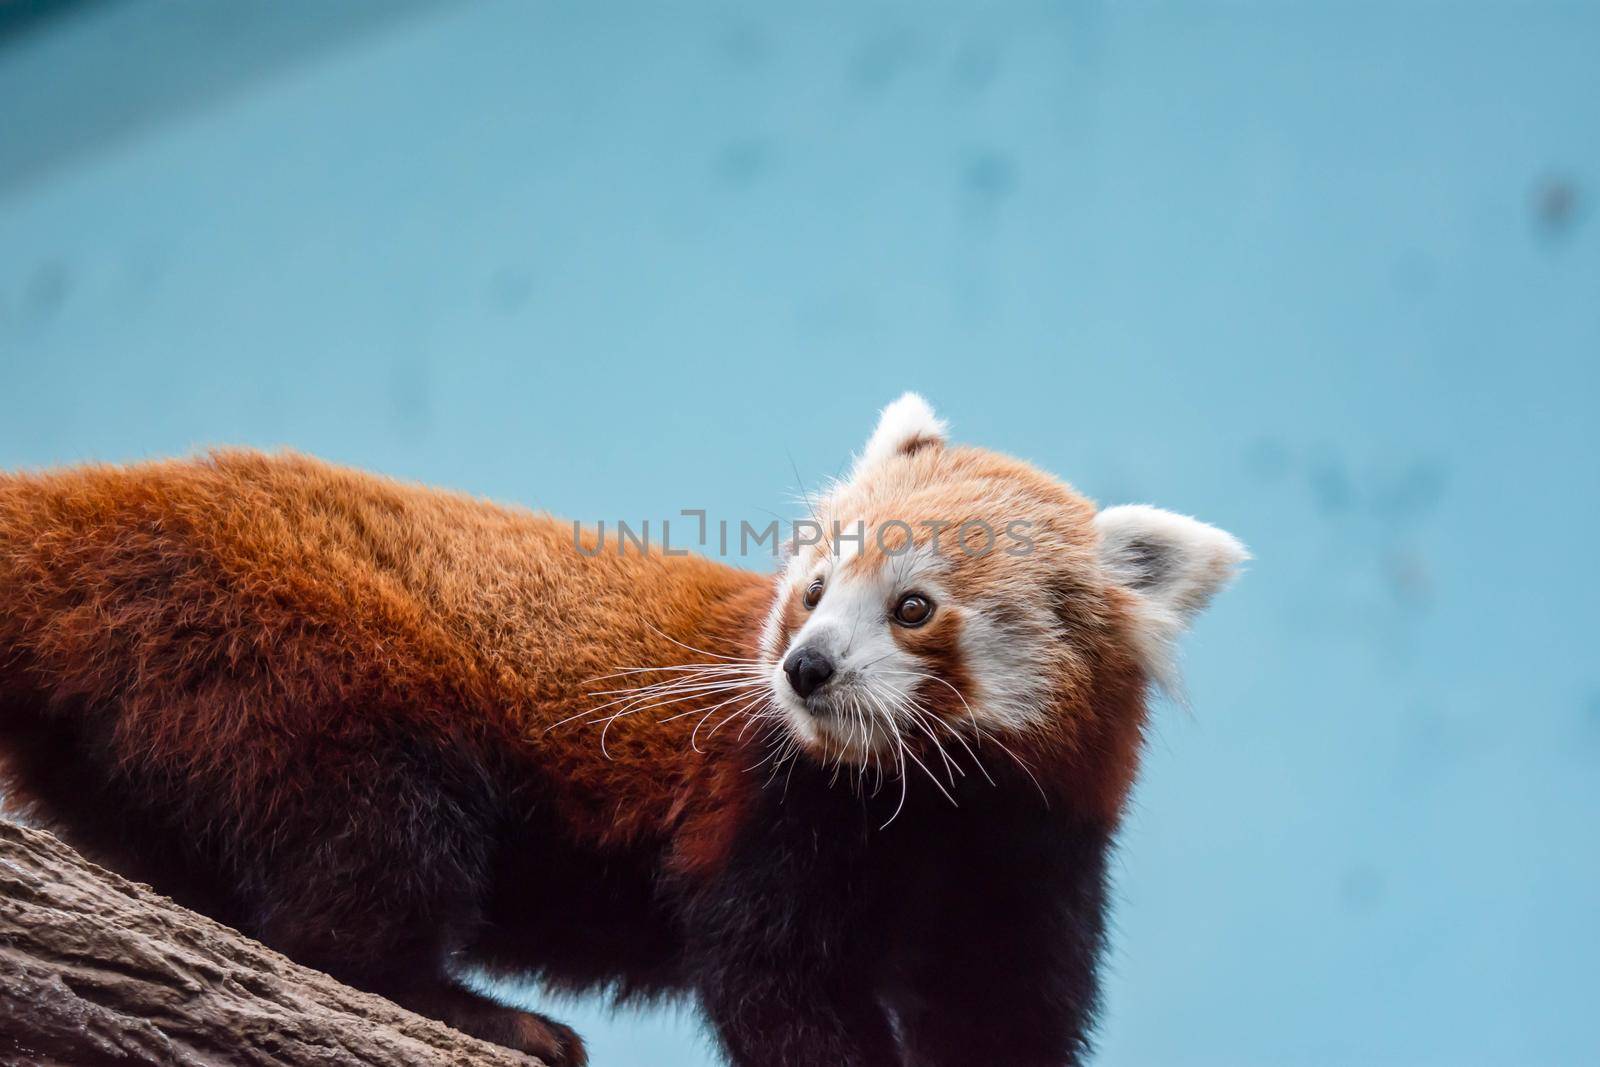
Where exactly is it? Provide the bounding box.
[850,393,949,480]
[1094,504,1247,695]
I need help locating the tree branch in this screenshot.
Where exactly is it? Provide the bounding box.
[0,820,543,1067]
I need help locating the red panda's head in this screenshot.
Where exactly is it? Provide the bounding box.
[759,394,1245,815]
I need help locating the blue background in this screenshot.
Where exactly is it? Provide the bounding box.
[2,3,1597,1064]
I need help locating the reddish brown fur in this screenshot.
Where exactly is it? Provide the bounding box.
[0,452,772,860]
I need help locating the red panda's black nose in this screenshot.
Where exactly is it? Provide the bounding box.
[783,646,836,701]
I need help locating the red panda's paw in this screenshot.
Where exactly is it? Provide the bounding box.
[456,1004,586,1066]
[397,982,587,1066]
[504,1013,587,1067]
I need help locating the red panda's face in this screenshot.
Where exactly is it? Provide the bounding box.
[760,395,1245,785]
[760,445,1098,768]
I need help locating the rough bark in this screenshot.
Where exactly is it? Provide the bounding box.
[0,819,542,1067]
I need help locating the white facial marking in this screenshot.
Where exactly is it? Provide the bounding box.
[954,605,1053,733]
[766,546,950,762]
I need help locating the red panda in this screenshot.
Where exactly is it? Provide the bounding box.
[0,394,1243,1067]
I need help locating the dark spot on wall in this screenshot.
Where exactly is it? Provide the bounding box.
[1531,173,1584,241]
[1402,705,1463,771]
[963,150,1016,206]
[1307,457,1353,515]
[1585,693,1600,742]
[487,267,531,313]
[952,41,1000,92]
[1243,438,1289,482]
[849,30,916,92]
[1382,547,1432,609]
[1372,461,1447,521]
[25,261,70,321]
[713,138,771,187]
[1340,864,1385,914]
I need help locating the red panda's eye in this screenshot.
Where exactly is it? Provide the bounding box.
[802,579,824,610]
[893,593,934,627]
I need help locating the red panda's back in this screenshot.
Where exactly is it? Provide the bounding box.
[0,450,771,866]
[0,452,542,835]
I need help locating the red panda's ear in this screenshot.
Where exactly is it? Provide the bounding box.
[1094,504,1247,694]
[848,393,948,481]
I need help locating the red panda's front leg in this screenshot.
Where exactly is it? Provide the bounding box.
[883,813,1113,1067]
[696,958,900,1067]
[682,812,901,1067]
[219,732,590,1067]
